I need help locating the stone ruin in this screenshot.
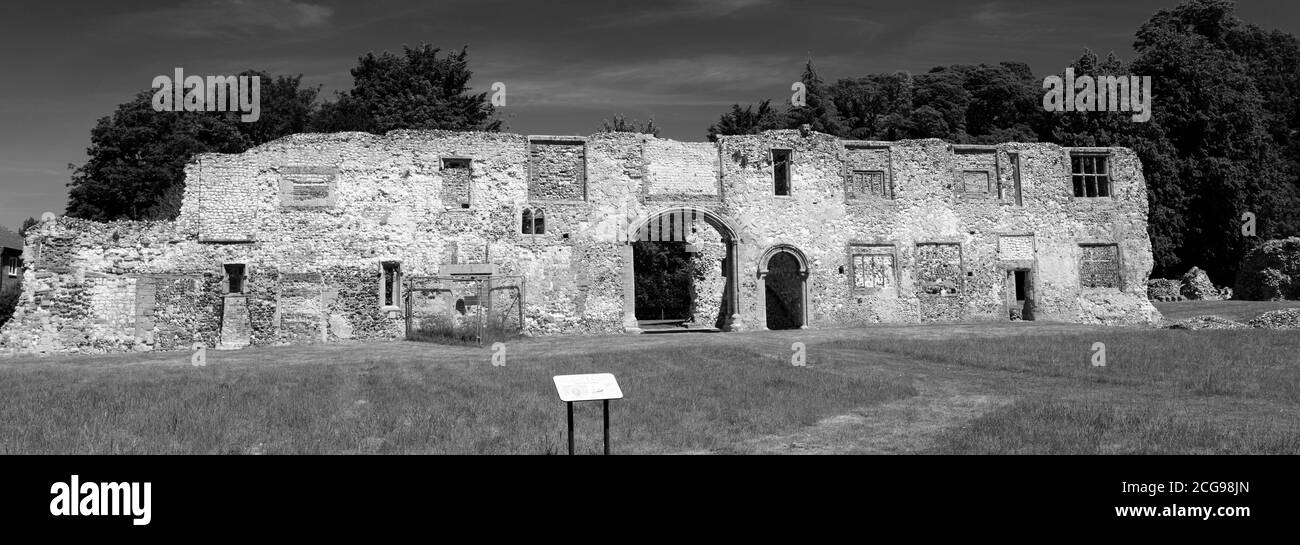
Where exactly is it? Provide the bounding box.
[0,129,1162,355]
[1148,266,1235,302]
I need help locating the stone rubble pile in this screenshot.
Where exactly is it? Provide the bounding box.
[1167,315,1250,330]
[1179,266,1222,300]
[1148,266,1235,302]
[1146,278,1184,301]
[1247,308,1300,330]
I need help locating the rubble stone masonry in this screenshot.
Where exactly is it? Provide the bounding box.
[0,129,1161,355]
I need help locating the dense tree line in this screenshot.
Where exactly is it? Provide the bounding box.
[708,0,1300,283]
[66,45,499,222]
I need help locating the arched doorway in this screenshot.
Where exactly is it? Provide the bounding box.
[623,207,744,333]
[758,244,810,330]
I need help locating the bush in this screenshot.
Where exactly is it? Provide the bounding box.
[1234,237,1300,300]
[408,313,521,347]
[0,283,20,329]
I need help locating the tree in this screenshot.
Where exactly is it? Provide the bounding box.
[66,72,320,221]
[599,113,660,136]
[18,217,37,238]
[786,59,847,137]
[701,0,1300,284]
[1126,0,1300,280]
[706,99,784,141]
[313,44,501,134]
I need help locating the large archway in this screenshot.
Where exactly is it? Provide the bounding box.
[757,244,810,330]
[623,207,744,333]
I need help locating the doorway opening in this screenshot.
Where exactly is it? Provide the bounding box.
[1009,269,1034,321]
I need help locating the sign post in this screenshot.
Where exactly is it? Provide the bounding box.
[553,373,623,455]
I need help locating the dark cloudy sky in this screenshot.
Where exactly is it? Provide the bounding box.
[1,0,1298,230]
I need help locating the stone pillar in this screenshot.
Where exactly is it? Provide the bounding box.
[620,243,642,334]
[723,238,745,332]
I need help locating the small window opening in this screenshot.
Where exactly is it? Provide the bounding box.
[224,264,246,294]
[382,261,402,307]
[773,149,791,196]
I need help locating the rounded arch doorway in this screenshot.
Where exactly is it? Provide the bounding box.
[758,244,810,330]
[622,207,745,333]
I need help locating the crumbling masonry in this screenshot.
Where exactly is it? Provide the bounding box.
[0,129,1161,355]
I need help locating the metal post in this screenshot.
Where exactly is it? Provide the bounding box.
[567,401,574,455]
[603,399,610,455]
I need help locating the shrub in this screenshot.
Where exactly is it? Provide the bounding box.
[1234,237,1300,300]
[0,282,20,328]
[408,313,521,346]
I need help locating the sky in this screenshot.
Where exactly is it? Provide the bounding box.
[1,0,1298,231]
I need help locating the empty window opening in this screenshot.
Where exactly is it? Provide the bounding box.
[1071,154,1110,198]
[382,261,402,307]
[521,207,546,234]
[224,264,246,294]
[773,149,791,196]
[1015,270,1028,301]
[1010,153,1023,205]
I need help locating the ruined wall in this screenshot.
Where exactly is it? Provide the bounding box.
[0,129,1159,356]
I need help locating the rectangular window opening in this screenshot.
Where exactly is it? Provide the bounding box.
[773,149,791,196]
[224,264,246,294]
[382,261,402,307]
[1071,154,1111,198]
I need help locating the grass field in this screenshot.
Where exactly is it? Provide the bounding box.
[1,301,1297,454]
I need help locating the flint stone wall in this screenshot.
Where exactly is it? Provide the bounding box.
[0,129,1160,355]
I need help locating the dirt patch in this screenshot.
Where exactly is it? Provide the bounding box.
[737,381,1012,454]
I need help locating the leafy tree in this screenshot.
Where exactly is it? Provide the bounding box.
[633,242,693,320]
[1127,0,1300,280]
[66,72,320,221]
[786,59,847,137]
[703,0,1300,284]
[18,217,37,238]
[706,99,784,141]
[313,44,501,133]
[599,113,660,136]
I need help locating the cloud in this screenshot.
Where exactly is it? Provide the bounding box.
[113,0,334,39]
[586,0,772,27]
